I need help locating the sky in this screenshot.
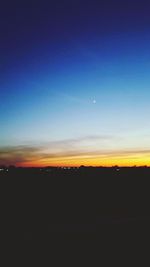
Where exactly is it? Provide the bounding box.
[1,0,150,166]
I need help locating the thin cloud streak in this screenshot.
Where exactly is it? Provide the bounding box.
[0,135,150,166]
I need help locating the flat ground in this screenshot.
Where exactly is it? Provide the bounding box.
[1,167,150,243]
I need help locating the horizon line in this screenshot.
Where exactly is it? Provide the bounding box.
[1,165,150,168]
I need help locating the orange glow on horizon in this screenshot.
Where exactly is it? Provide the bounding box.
[17,154,150,168]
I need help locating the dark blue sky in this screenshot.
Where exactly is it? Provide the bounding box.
[1,0,150,166]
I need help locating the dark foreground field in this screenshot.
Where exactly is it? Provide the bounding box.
[1,167,150,250]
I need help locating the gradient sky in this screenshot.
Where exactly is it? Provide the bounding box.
[1,0,150,166]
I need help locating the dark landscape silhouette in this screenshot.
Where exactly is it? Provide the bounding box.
[1,165,150,243]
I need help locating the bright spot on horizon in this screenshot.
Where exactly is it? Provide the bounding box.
[92,99,96,104]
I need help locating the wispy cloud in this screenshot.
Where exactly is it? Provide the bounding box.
[55,92,90,105]
[0,135,150,166]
